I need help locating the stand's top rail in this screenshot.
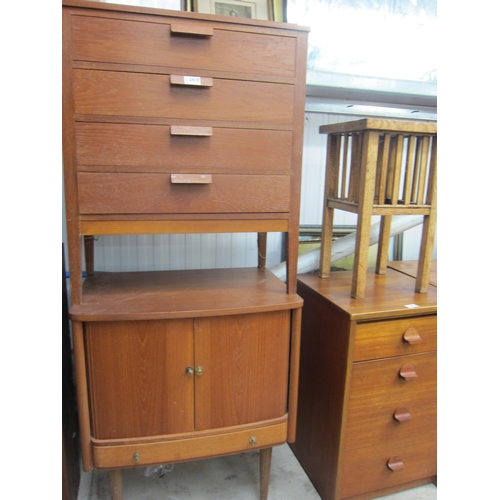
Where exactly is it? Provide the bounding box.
[319,118,436,136]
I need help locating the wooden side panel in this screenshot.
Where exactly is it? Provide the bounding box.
[194,311,290,430]
[85,319,195,439]
[289,281,354,500]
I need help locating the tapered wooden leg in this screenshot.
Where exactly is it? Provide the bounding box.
[260,447,272,500]
[376,215,392,274]
[108,469,123,500]
[257,232,267,268]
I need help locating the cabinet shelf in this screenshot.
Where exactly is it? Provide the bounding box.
[70,267,302,322]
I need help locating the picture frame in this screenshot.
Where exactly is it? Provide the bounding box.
[194,0,273,21]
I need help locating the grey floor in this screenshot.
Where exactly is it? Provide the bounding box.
[77,444,437,500]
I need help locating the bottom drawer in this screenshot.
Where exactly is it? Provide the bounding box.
[340,432,436,498]
[78,173,290,214]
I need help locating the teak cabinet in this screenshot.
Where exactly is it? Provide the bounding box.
[62,1,308,499]
[290,269,437,500]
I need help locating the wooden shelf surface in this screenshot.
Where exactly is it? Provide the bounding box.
[388,260,437,287]
[298,268,437,322]
[70,267,302,321]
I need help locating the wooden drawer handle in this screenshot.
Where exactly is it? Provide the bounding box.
[387,455,405,471]
[403,327,423,344]
[170,75,213,87]
[171,174,212,184]
[393,406,412,422]
[170,23,214,36]
[171,126,213,137]
[399,363,418,379]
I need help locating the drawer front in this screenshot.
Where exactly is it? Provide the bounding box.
[75,123,292,173]
[353,315,437,362]
[77,173,290,214]
[73,69,295,125]
[344,391,436,451]
[71,15,297,79]
[340,432,437,498]
[349,352,436,399]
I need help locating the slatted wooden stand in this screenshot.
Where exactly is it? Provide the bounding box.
[318,119,437,298]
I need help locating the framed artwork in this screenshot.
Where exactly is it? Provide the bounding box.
[194,0,272,20]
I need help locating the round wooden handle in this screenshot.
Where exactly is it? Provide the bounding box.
[399,363,418,379]
[393,406,412,422]
[403,327,423,344]
[387,455,405,471]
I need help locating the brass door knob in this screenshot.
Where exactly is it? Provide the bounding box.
[196,366,204,375]
[186,366,194,376]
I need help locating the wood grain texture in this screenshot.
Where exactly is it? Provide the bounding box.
[73,69,295,125]
[70,13,297,79]
[290,270,436,500]
[75,123,292,174]
[194,311,290,430]
[86,319,195,439]
[77,173,290,215]
[70,267,303,321]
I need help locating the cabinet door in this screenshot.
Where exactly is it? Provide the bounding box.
[193,311,291,431]
[85,319,194,440]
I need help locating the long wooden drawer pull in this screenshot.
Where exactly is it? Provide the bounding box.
[171,174,212,184]
[171,126,213,136]
[387,455,405,471]
[393,406,412,422]
[170,23,214,36]
[399,363,418,379]
[403,327,423,344]
[170,75,213,87]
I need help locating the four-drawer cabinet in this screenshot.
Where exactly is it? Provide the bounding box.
[62,1,308,499]
[290,269,437,500]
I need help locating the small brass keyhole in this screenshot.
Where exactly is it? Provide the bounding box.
[249,436,257,446]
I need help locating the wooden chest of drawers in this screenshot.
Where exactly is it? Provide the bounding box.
[289,269,437,500]
[63,0,308,299]
[62,2,308,499]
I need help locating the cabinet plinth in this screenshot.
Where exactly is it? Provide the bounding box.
[289,268,437,500]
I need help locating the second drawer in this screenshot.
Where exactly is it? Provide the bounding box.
[77,173,291,215]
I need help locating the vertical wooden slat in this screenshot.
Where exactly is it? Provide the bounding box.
[411,136,423,203]
[376,133,391,204]
[416,136,430,205]
[319,134,339,277]
[403,135,417,204]
[390,135,405,205]
[257,233,267,268]
[348,133,361,203]
[340,135,349,200]
[385,135,398,201]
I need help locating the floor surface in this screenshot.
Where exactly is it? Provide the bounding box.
[77,444,437,500]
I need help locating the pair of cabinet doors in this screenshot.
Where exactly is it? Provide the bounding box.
[85,310,291,440]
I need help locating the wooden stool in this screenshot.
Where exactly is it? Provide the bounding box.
[318,119,437,298]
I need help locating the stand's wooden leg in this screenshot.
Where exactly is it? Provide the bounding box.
[108,469,123,500]
[376,215,392,274]
[260,447,272,500]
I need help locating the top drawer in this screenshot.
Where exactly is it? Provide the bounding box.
[70,14,297,80]
[353,315,437,362]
